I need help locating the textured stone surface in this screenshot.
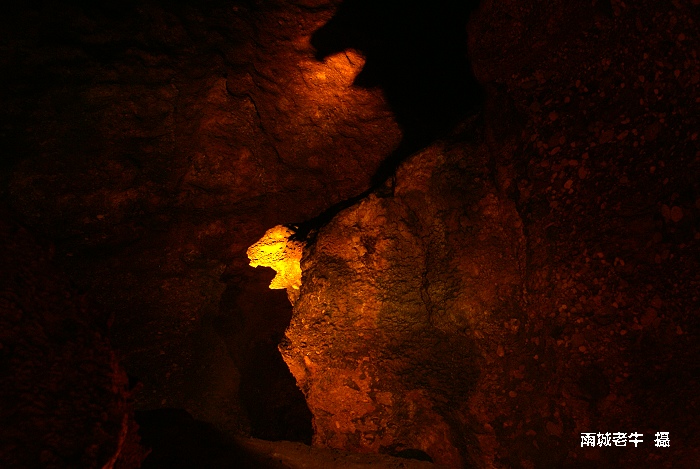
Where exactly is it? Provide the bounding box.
[1,0,699,467]
[281,137,526,467]
[135,408,442,469]
[278,0,700,467]
[0,209,146,469]
[0,0,400,446]
[247,225,304,303]
[237,437,442,468]
[4,0,399,240]
[467,0,700,467]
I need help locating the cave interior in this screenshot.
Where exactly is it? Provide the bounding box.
[1,0,699,468]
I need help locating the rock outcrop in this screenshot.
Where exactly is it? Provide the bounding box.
[280,137,526,467]
[274,0,700,467]
[2,0,699,467]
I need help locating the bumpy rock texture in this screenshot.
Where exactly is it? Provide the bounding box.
[1,0,399,449]
[282,137,525,467]
[247,225,304,303]
[280,0,700,467]
[0,211,146,469]
[1,0,699,468]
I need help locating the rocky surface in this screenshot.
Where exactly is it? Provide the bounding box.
[136,408,442,469]
[282,133,525,467]
[0,209,146,468]
[136,409,439,469]
[277,0,700,467]
[247,225,304,304]
[1,0,398,447]
[237,437,442,468]
[0,0,698,468]
[470,0,700,466]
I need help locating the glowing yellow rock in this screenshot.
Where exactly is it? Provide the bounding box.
[247,225,303,301]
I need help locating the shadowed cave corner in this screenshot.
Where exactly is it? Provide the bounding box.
[215,268,314,444]
[311,0,485,186]
[290,0,486,244]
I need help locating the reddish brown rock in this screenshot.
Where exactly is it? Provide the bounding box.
[2,0,699,467]
[0,210,146,469]
[280,138,526,467]
[1,0,400,443]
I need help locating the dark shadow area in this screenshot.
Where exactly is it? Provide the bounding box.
[288,0,485,242]
[311,0,484,186]
[393,448,434,462]
[290,114,482,244]
[216,268,313,443]
[136,408,283,469]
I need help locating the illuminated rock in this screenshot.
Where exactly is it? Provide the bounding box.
[280,141,526,467]
[247,225,304,303]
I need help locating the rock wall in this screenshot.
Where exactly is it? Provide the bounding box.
[0,210,146,469]
[1,0,400,445]
[281,139,526,467]
[277,0,700,467]
[1,0,698,467]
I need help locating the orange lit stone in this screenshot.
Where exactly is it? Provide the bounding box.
[247,225,303,303]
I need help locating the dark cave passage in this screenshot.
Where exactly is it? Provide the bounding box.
[311,0,483,146]
[217,268,313,444]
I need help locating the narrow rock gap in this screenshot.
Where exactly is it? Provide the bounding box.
[216,268,313,443]
[293,0,485,242]
[245,0,489,452]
